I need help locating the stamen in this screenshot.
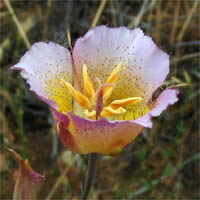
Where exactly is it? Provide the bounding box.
[83,64,95,103]
[57,63,145,121]
[103,63,121,102]
[84,109,96,119]
[101,106,126,117]
[110,97,143,109]
[59,78,90,109]
[106,63,121,84]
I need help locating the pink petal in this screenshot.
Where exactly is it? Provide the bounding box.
[53,89,178,155]
[12,42,73,110]
[73,25,169,102]
[54,111,144,155]
[134,89,179,128]
[134,114,153,128]
[52,110,85,154]
[150,89,179,116]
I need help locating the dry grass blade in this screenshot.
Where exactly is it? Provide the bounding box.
[170,0,181,46]
[91,0,108,28]
[45,165,71,200]
[147,0,157,33]
[128,0,149,29]
[109,0,117,27]
[42,0,53,39]
[178,0,199,42]
[0,111,14,142]
[131,153,200,197]
[155,0,161,43]
[3,0,31,49]
[171,52,200,64]
[67,28,72,50]
[1,15,37,65]
[0,38,11,61]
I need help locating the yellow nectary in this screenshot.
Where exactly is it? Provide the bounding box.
[55,63,144,120]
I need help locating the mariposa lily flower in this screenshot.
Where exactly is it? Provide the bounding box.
[12,26,178,156]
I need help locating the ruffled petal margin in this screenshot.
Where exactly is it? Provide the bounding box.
[134,89,179,128]
[52,89,178,155]
[73,25,169,102]
[12,42,73,112]
[52,110,143,155]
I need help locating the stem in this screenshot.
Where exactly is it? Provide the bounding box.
[81,153,98,200]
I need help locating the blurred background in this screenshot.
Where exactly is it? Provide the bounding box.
[0,0,199,199]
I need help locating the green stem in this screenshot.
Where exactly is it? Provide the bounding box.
[81,153,98,199]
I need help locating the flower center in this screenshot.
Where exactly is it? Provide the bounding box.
[59,64,143,120]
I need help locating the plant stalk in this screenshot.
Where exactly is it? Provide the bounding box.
[81,153,98,199]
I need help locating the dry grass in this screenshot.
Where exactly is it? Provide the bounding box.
[0,0,199,199]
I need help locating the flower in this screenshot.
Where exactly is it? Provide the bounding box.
[12,26,178,156]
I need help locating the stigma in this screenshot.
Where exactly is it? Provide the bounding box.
[59,64,143,119]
